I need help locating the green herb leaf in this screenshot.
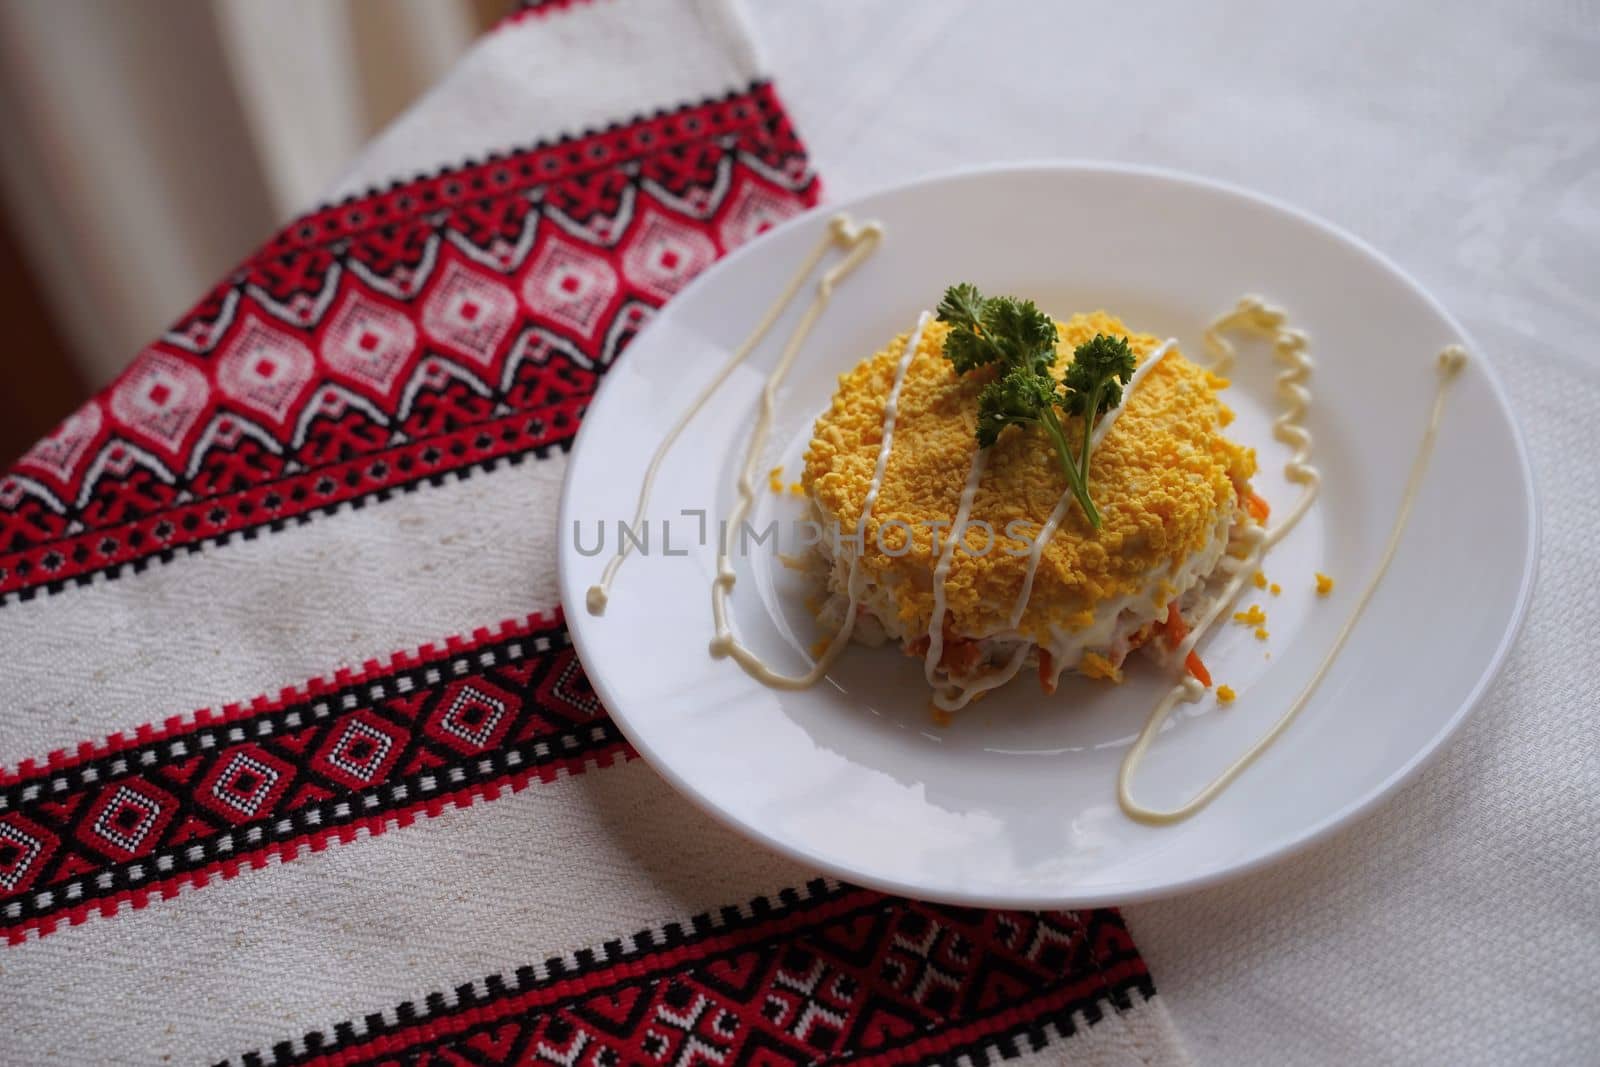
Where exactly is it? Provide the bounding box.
[1062,332,1139,495]
[975,364,1055,447]
[1062,333,1137,418]
[941,325,1000,374]
[936,287,1144,529]
[935,283,988,331]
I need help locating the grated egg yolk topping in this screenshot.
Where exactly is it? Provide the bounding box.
[1233,604,1267,627]
[1079,651,1123,682]
[803,314,1256,641]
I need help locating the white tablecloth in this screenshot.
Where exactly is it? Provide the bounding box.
[1,4,1191,1062]
[750,1,1599,1062]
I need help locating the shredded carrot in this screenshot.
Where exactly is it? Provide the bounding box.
[1127,622,1158,651]
[1037,649,1056,694]
[940,637,982,677]
[1162,601,1189,649]
[1245,490,1271,524]
[1159,599,1211,684]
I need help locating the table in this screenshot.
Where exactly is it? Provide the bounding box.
[750,1,1599,1062]
[3,1,1594,1062]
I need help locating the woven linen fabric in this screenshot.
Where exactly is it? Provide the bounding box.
[0,2,1189,1064]
[748,0,1600,1062]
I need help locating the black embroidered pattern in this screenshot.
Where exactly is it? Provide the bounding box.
[1,83,818,607]
[223,886,1154,1067]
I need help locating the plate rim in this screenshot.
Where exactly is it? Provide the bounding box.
[556,160,1540,908]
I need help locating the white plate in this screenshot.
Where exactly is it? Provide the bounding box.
[557,163,1536,908]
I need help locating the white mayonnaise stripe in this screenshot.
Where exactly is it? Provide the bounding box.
[1089,338,1176,451]
[935,643,1030,712]
[922,446,989,689]
[1119,309,1466,824]
[1171,524,1267,664]
[932,334,1177,711]
[1115,299,1328,823]
[709,228,931,690]
[1008,338,1177,631]
[861,311,933,529]
[587,217,874,615]
[1203,297,1321,547]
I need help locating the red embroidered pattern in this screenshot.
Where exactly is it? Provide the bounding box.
[0,83,818,605]
[503,0,596,26]
[227,884,1152,1067]
[0,613,629,943]
[0,58,1162,1063]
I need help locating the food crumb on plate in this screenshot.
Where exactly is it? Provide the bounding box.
[1270,582,1282,595]
[1217,685,1236,704]
[1254,626,1270,640]
[1252,571,1267,589]
[1315,572,1335,596]
[1233,604,1267,626]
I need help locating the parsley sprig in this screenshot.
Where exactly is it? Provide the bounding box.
[935,284,1137,529]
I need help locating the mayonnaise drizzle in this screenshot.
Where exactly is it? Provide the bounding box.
[923,448,990,697]
[595,255,1464,823]
[586,215,880,616]
[1008,338,1177,631]
[1117,307,1468,823]
[941,643,1031,709]
[1206,298,1320,547]
[862,310,933,517]
[927,336,1180,710]
[1090,338,1177,451]
[708,220,929,689]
